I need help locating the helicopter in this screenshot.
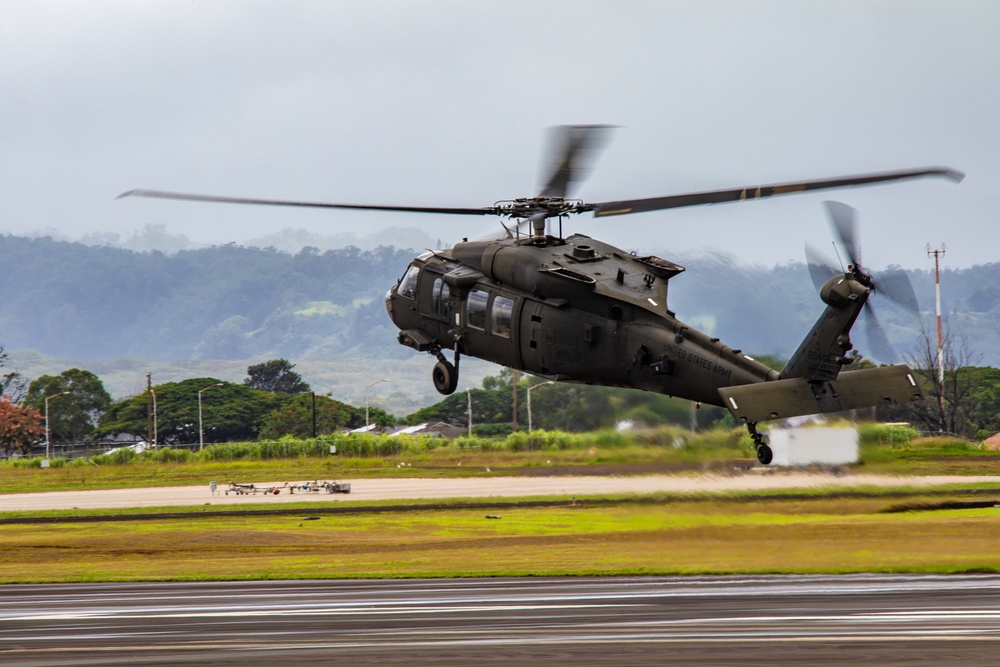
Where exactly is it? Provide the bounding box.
[119,125,963,464]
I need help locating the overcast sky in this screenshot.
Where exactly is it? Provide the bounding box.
[1,1,996,269]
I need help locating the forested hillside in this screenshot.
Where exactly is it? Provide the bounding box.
[0,236,413,361]
[0,234,998,414]
[670,254,1000,369]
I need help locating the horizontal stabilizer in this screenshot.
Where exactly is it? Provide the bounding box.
[719,365,924,424]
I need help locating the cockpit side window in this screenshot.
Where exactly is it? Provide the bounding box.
[432,278,451,318]
[492,296,513,338]
[398,265,420,300]
[467,289,488,330]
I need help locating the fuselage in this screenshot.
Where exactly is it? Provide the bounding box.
[385,233,779,405]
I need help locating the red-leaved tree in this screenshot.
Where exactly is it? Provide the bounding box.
[0,397,44,457]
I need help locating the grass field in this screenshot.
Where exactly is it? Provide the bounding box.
[2,493,999,583]
[4,431,1000,494]
[3,429,1000,583]
[0,445,738,493]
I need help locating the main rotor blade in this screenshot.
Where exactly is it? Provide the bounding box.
[588,167,964,218]
[116,189,498,217]
[824,200,860,268]
[874,267,920,315]
[538,125,614,199]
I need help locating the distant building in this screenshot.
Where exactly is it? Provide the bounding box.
[984,432,1000,451]
[388,422,465,438]
[347,423,381,435]
[347,422,464,438]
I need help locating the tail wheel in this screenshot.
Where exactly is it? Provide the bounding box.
[432,360,458,395]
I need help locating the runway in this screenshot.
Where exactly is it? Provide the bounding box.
[3,575,1000,666]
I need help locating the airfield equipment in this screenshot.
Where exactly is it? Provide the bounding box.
[290,480,351,494]
[225,480,350,495]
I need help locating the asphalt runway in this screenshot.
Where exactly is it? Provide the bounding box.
[3,575,1000,666]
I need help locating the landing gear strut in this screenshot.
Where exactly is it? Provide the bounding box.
[432,347,460,395]
[747,422,773,465]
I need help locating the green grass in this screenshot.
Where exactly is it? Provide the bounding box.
[3,494,1000,583]
[3,425,999,584]
[4,423,1000,494]
[0,439,752,494]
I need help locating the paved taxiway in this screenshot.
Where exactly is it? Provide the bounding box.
[5,473,1000,511]
[3,575,1000,665]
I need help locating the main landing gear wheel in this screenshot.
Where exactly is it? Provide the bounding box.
[747,422,773,465]
[432,360,458,395]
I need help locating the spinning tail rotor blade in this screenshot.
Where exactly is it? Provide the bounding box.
[805,243,839,293]
[808,201,921,364]
[874,267,920,315]
[824,201,860,268]
[862,302,898,364]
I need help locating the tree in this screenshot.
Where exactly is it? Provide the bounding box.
[26,369,112,443]
[897,329,982,436]
[0,398,44,456]
[406,370,736,433]
[97,379,282,445]
[962,367,1000,439]
[244,359,310,394]
[0,345,28,403]
[257,394,364,439]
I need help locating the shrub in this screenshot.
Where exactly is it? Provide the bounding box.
[858,422,919,447]
[91,448,139,465]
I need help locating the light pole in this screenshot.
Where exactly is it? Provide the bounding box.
[928,245,947,424]
[365,378,389,430]
[527,381,553,434]
[198,383,224,450]
[44,391,69,460]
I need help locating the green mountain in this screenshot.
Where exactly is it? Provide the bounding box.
[1,234,997,415]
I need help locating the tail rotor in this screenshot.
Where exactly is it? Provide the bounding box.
[804,201,920,363]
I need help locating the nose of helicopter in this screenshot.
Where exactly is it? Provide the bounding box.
[384,286,395,320]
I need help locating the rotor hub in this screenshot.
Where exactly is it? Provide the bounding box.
[820,274,870,309]
[494,197,584,220]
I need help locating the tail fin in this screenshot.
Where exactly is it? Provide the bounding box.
[780,274,869,381]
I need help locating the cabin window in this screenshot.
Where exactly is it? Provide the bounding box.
[432,278,450,318]
[398,265,420,300]
[467,289,488,330]
[492,296,514,338]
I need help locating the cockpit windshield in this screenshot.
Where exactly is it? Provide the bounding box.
[398,265,420,300]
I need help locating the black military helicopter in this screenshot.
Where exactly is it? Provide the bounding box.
[119,126,963,464]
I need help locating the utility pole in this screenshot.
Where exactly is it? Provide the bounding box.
[928,244,946,430]
[467,388,473,437]
[198,383,224,450]
[150,388,157,447]
[527,381,553,435]
[511,370,519,432]
[364,378,389,430]
[146,372,153,446]
[44,392,69,460]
